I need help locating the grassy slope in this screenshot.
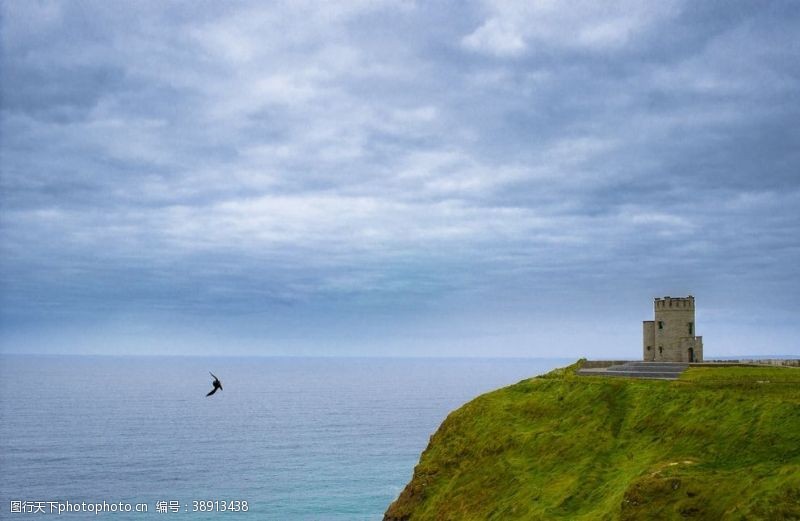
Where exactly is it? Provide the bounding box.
[384,361,800,520]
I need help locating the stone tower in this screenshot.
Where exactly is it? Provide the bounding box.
[643,296,703,363]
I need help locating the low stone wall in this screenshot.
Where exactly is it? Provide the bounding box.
[584,359,799,369]
[585,359,799,368]
[703,359,800,367]
[581,360,630,369]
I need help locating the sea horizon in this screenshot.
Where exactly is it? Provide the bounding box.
[3,352,796,360]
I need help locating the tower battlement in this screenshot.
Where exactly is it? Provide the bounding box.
[654,295,694,310]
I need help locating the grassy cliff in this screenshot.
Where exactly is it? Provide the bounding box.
[384,361,800,520]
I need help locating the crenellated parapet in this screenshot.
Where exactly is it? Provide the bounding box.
[654,295,695,310]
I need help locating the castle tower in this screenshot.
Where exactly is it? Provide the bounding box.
[642,296,703,362]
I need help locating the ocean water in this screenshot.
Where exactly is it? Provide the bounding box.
[1,355,570,520]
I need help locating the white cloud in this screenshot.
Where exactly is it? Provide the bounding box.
[462,0,683,56]
[462,18,527,56]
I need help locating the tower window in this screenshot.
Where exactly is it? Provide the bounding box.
[659,346,663,354]
[658,321,663,330]
[647,346,652,351]
[688,322,693,335]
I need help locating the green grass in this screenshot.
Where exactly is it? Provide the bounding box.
[384,361,800,520]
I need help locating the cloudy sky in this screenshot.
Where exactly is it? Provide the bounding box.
[1,1,798,357]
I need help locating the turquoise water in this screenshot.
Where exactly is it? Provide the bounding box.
[0,355,569,519]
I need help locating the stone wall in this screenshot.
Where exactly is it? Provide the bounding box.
[645,296,703,362]
[642,321,655,361]
[581,360,630,369]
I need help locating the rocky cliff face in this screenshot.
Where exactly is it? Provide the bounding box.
[384,361,800,520]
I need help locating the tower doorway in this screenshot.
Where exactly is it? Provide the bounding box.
[688,347,695,363]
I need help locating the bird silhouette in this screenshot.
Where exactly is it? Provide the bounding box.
[206,372,223,397]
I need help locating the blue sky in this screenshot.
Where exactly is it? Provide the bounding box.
[1,0,798,357]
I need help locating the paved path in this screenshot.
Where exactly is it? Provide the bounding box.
[577,361,689,380]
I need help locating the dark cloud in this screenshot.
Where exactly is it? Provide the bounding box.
[1,0,798,356]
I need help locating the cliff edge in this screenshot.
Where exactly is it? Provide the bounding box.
[384,360,800,520]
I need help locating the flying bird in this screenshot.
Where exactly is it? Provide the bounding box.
[206,372,223,397]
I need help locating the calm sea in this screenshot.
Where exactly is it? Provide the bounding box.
[0,355,570,520]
